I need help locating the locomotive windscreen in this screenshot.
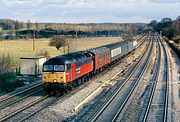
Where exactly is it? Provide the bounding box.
[43,65,65,72]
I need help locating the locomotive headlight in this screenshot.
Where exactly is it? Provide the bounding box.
[53,79,57,82]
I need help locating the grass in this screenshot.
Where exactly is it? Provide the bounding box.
[0,37,122,68]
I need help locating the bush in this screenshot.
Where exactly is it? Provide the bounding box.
[0,73,24,92]
[0,53,13,73]
[49,36,67,50]
[0,73,39,93]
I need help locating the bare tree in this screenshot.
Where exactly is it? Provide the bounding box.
[0,27,2,35]
[0,53,12,73]
[49,36,67,51]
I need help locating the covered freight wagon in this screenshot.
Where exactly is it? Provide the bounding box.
[20,56,46,76]
[88,47,111,71]
[125,39,134,53]
[103,41,129,62]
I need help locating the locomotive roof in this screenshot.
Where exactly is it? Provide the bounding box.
[44,55,74,65]
[44,50,91,65]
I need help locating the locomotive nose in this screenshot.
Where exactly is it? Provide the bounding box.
[42,72,66,83]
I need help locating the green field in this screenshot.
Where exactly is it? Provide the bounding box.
[0,37,122,68]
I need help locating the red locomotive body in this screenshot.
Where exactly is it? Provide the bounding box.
[66,53,93,82]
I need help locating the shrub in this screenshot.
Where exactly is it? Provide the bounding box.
[49,36,67,50]
[0,53,13,73]
[0,73,24,92]
[0,73,39,93]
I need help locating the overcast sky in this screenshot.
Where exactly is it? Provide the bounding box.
[0,0,180,23]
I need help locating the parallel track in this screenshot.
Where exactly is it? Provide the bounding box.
[0,82,43,103]
[138,36,161,121]
[0,95,49,122]
[91,35,153,122]
[139,35,169,122]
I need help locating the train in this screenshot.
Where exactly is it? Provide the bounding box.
[42,39,138,95]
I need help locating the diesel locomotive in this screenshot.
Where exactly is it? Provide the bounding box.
[42,39,138,95]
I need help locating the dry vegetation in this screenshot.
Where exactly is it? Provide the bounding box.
[0,37,122,68]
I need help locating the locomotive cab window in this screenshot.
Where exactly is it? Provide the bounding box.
[43,65,53,71]
[54,65,65,71]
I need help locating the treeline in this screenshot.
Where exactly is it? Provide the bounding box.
[148,16,180,41]
[16,29,125,38]
[0,19,145,39]
[0,19,23,30]
[147,16,180,58]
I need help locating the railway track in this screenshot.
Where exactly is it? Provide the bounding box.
[137,36,161,121]
[0,82,43,110]
[140,36,169,122]
[160,36,169,122]
[90,35,153,122]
